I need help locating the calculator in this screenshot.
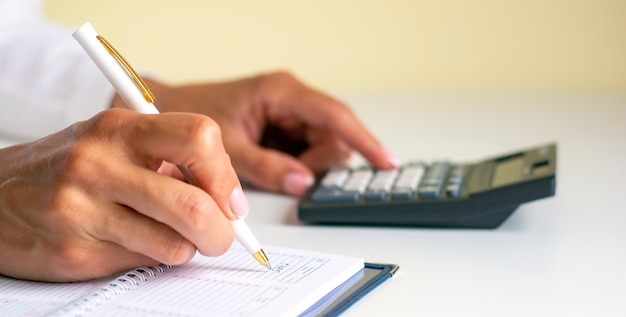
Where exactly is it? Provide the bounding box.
[297,143,557,228]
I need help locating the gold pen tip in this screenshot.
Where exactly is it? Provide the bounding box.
[253,249,271,269]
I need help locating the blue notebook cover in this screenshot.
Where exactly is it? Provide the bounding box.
[300,263,399,316]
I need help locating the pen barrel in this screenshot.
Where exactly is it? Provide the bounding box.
[231,219,262,255]
[72,22,159,114]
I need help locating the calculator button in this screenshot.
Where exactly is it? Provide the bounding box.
[364,190,388,201]
[342,169,374,193]
[367,169,399,191]
[445,184,462,197]
[391,163,425,200]
[319,168,350,189]
[365,169,399,200]
[417,162,451,198]
[445,165,466,197]
[391,188,414,200]
[418,185,441,198]
[311,188,360,203]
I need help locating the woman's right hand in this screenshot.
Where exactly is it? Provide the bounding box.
[0,108,247,282]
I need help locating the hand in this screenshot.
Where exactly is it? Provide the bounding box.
[0,109,247,282]
[139,71,399,196]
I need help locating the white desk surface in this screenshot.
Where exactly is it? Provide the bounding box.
[241,93,626,317]
[1,93,624,316]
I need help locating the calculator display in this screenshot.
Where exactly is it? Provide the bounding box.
[491,154,524,187]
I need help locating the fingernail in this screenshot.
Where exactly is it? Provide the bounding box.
[283,172,314,196]
[230,187,250,218]
[383,148,401,167]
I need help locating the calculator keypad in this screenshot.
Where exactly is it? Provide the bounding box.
[311,163,466,203]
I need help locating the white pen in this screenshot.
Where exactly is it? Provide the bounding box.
[73,22,271,269]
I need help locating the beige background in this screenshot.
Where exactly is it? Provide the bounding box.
[46,0,625,93]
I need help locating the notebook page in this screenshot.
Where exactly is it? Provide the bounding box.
[0,276,106,316]
[89,244,364,317]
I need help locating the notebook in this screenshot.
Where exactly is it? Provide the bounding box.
[0,243,398,316]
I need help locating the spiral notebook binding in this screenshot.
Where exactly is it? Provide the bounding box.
[45,264,172,317]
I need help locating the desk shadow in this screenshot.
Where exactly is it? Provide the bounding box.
[283,204,305,226]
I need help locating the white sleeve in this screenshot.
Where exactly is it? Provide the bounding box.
[0,0,115,142]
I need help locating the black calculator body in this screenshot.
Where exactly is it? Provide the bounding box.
[297,143,557,228]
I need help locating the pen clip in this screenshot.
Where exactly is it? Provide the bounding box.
[96,35,156,104]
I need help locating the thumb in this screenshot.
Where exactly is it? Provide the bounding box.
[229,141,315,196]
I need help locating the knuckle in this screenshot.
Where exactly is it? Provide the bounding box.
[334,140,353,160]
[46,187,87,230]
[186,116,223,150]
[266,70,297,83]
[58,120,122,181]
[48,243,94,280]
[179,191,213,232]
[83,108,130,135]
[59,144,97,178]
[159,236,195,265]
[54,144,110,195]
[255,70,299,91]
[329,103,355,125]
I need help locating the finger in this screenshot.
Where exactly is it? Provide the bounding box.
[123,112,244,219]
[294,95,398,169]
[297,129,352,172]
[104,162,234,257]
[227,137,315,196]
[93,202,198,265]
[260,73,399,169]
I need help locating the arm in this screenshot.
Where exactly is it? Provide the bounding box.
[0,1,115,142]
